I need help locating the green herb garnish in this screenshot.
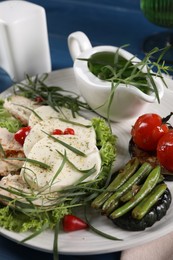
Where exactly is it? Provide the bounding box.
[5,157,51,169]
[12,103,43,121]
[42,130,86,157]
[59,117,92,128]
[14,74,90,117]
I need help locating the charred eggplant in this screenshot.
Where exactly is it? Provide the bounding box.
[111,188,171,231]
[91,159,172,231]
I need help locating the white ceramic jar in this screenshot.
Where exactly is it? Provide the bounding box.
[0,1,51,82]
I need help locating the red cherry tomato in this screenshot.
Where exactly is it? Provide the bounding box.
[131,113,169,151]
[64,128,75,135]
[34,96,44,103]
[52,129,63,135]
[62,214,88,232]
[157,130,173,172]
[14,126,31,145]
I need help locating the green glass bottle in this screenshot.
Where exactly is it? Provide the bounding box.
[140,0,173,28]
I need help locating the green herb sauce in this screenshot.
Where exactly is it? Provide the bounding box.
[87,51,149,94]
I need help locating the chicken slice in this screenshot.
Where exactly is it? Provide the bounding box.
[3,95,40,125]
[0,127,25,176]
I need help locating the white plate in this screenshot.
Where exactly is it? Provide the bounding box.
[1,68,173,255]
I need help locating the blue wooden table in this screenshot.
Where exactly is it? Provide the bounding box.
[0,1,169,259]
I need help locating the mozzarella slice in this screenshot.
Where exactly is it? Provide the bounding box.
[23,116,95,157]
[28,105,82,127]
[21,135,101,193]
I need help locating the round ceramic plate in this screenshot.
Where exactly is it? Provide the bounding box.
[0,68,173,255]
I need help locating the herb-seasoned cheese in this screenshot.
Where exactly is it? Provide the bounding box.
[23,117,95,157]
[28,105,77,127]
[21,135,101,192]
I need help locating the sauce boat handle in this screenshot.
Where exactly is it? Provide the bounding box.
[68,31,92,60]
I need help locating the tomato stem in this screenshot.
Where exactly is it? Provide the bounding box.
[162,112,173,126]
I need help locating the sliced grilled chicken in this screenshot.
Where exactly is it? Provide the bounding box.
[0,127,23,152]
[3,95,40,125]
[0,127,25,176]
[0,174,31,203]
[0,156,24,176]
[0,174,60,206]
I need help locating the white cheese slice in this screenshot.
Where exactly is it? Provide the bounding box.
[21,135,101,193]
[23,116,95,157]
[28,105,82,127]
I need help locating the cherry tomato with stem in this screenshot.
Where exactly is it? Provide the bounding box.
[131,113,170,151]
[63,214,88,232]
[14,126,31,145]
[157,130,173,172]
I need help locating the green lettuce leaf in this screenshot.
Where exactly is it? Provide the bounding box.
[0,100,22,133]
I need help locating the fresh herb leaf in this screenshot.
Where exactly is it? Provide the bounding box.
[12,103,43,121]
[20,222,49,243]
[14,75,90,116]
[53,222,59,260]
[0,143,6,157]
[57,150,96,174]
[50,151,67,186]
[5,157,51,169]
[84,207,123,241]
[42,131,86,157]
[59,118,92,128]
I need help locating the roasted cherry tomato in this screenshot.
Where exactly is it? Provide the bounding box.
[62,214,88,232]
[64,128,75,135]
[131,113,169,151]
[157,130,173,172]
[14,126,31,145]
[52,129,63,135]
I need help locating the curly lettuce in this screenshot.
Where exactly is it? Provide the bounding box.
[92,117,117,186]
[0,204,69,232]
[0,99,22,132]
